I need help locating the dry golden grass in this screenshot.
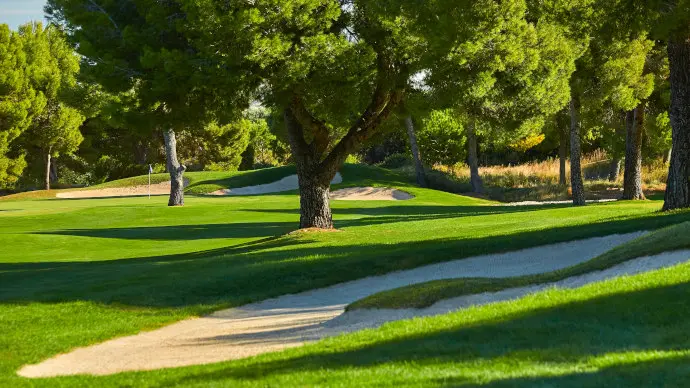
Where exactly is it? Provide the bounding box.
[430,151,668,202]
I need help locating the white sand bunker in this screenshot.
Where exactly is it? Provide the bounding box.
[56,179,189,199]
[20,232,675,378]
[330,187,414,201]
[210,173,343,196]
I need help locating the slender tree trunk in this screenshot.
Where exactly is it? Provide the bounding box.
[663,148,672,164]
[663,38,690,211]
[559,126,568,185]
[569,97,586,206]
[608,158,621,182]
[45,148,52,191]
[50,158,58,182]
[163,128,186,207]
[284,108,337,229]
[466,122,484,193]
[405,116,427,187]
[622,106,646,200]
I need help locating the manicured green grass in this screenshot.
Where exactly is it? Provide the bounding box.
[1,164,689,387]
[0,165,299,201]
[349,220,690,310]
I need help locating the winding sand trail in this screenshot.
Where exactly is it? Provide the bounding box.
[19,232,681,378]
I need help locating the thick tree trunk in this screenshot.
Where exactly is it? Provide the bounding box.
[608,158,621,182]
[163,128,186,207]
[559,126,568,185]
[466,123,484,193]
[622,106,646,200]
[569,98,586,206]
[405,116,427,187]
[284,108,337,229]
[663,38,690,211]
[296,170,333,229]
[45,148,52,191]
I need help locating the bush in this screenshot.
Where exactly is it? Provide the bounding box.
[377,153,412,169]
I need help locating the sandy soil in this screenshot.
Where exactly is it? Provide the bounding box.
[330,187,414,201]
[210,173,343,196]
[56,179,189,199]
[18,232,667,378]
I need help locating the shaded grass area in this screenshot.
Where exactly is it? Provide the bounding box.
[46,260,690,387]
[0,164,689,386]
[349,219,690,310]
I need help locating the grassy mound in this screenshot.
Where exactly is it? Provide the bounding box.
[1,164,690,386]
[348,220,690,310]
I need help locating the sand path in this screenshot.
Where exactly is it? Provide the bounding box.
[18,232,663,378]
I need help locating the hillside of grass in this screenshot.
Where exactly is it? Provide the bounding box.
[1,164,689,387]
[0,164,419,202]
[349,221,690,310]
[0,166,300,201]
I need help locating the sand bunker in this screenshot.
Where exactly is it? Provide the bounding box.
[56,179,189,199]
[330,187,414,201]
[210,173,343,196]
[20,232,675,378]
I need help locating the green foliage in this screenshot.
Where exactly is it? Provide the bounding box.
[0,24,44,187]
[417,110,465,166]
[179,121,252,172]
[377,153,412,170]
[597,36,655,111]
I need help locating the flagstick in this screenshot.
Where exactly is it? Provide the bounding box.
[148,165,151,199]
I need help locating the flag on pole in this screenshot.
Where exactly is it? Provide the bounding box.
[148,164,152,199]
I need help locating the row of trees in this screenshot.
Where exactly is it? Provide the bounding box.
[4,0,688,229]
[0,23,84,190]
[0,22,287,192]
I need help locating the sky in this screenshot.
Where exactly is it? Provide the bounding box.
[1,0,48,30]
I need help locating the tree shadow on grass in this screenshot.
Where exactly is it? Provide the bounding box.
[33,221,298,241]
[1,210,689,309]
[165,282,690,387]
[27,203,566,241]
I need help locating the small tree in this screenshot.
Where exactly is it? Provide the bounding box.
[0,24,46,188]
[17,23,84,190]
[47,0,256,205]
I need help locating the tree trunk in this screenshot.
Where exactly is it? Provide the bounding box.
[163,128,186,207]
[559,126,568,185]
[608,158,621,182]
[284,108,338,229]
[569,97,586,206]
[296,170,333,229]
[663,38,690,211]
[405,116,427,187]
[45,148,52,191]
[622,106,646,200]
[466,122,484,193]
